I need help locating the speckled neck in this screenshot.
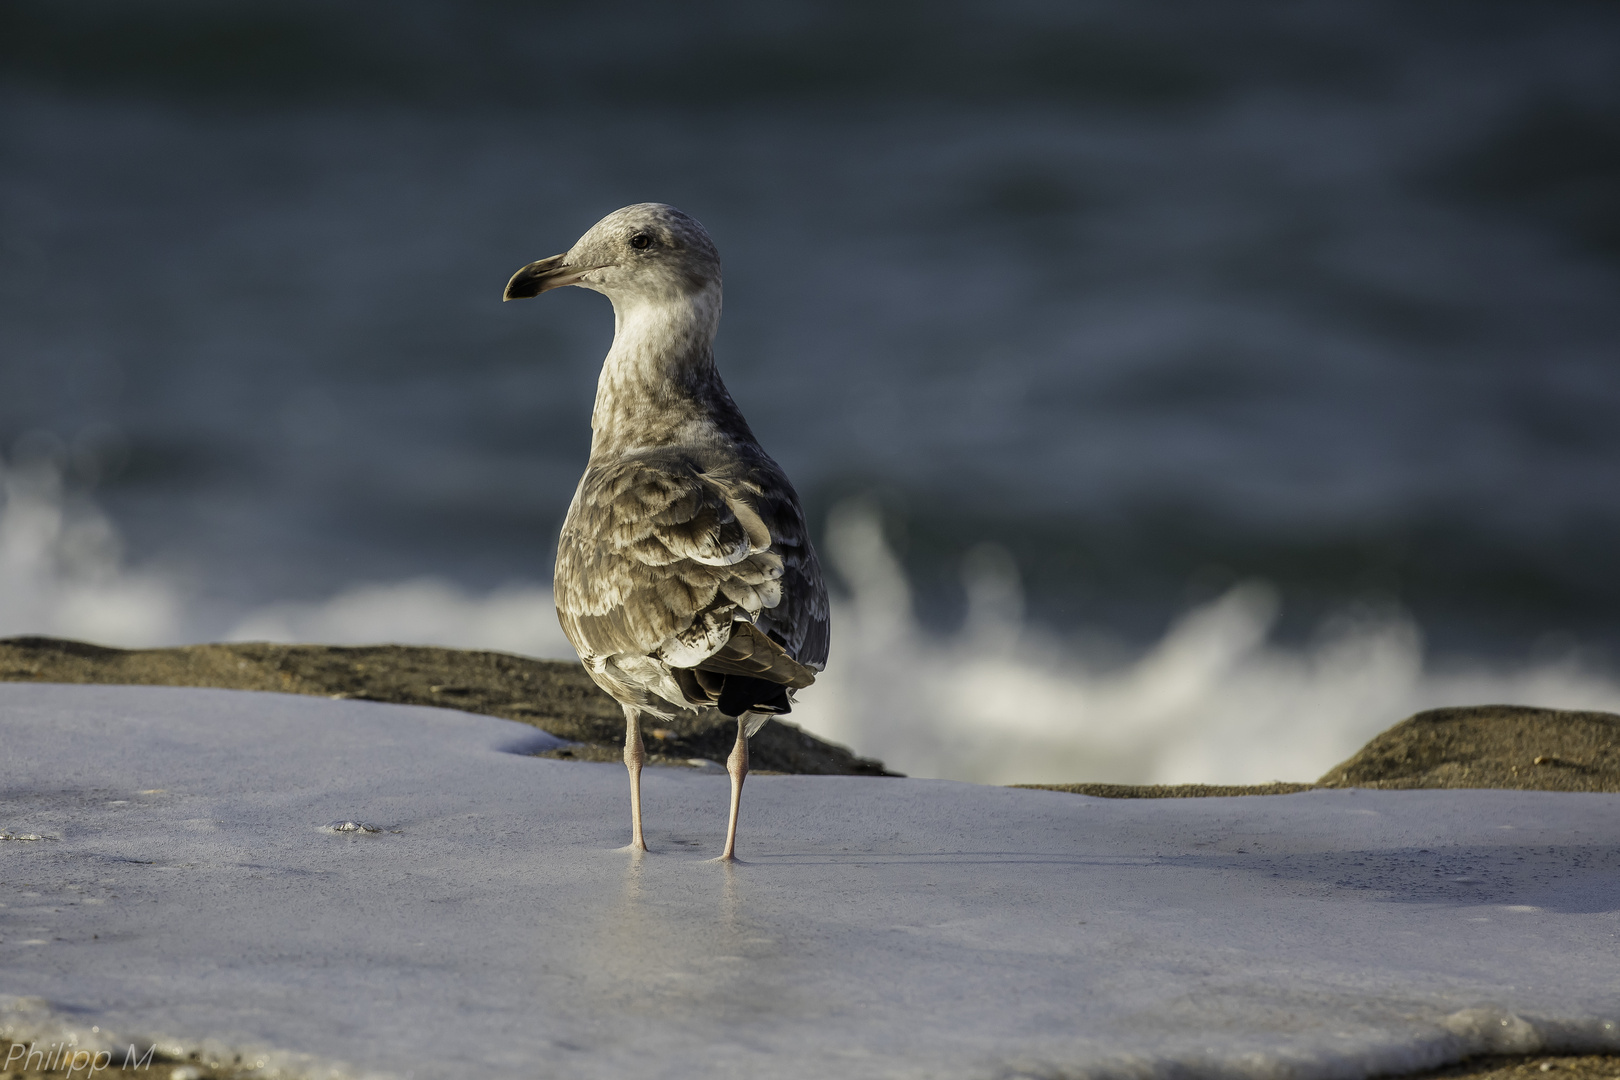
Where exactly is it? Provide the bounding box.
[589,284,735,457]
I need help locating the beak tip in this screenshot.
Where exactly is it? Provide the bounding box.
[504,252,573,303]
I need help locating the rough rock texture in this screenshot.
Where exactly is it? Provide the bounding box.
[1015,782,1317,798]
[0,636,893,777]
[1022,705,1620,798]
[1406,1055,1620,1080]
[3,1043,1612,1080]
[1316,705,1620,793]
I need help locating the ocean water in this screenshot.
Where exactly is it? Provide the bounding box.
[2,0,1618,781]
[5,460,1618,784]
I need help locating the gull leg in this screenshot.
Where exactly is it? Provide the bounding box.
[623,706,648,851]
[720,714,749,861]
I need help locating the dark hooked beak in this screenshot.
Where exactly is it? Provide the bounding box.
[502,253,591,300]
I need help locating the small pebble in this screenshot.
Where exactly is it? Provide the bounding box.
[323,821,381,833]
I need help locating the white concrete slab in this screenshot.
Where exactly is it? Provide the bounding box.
[1,683,1617,1080]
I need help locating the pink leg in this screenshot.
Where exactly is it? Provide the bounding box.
[720,715,748,861]
[623,706,647,851]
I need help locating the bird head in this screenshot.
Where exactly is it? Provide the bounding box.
[503,203,722,305]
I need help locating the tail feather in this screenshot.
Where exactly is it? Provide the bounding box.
[695,621,817,689]
[666,620,817,719]
[717,674,791,718]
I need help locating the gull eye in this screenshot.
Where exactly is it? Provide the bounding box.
[629,233,652,250]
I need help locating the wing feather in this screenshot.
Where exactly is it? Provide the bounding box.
[555,447,829,715]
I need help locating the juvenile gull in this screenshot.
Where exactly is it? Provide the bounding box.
[504,203,830,860]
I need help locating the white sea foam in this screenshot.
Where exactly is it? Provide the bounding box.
[0,460,179,647]
[3,466,1617,786]
[793,502,1620,785]
[224,577,574,659]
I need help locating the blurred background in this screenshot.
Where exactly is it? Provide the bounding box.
[3,0,1619,784]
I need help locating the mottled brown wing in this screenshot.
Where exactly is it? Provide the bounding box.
[553,454,788,673]
[746,478,829,673]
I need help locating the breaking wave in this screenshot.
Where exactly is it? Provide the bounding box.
[795,503,1620,785]
[3,461,1617,786]
[225,578,574,659]
[0,460,180,647]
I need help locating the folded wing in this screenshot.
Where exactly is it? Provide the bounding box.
[555,450,827,717]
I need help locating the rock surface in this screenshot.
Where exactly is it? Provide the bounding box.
[0,636,893,777]
[1017,781,1319,797]
[11,1044,1613,1080]
[3,649,1619,1080]
[3,683,1618,1080]
[1316,705,1620,793]
[1022,707,1620,797]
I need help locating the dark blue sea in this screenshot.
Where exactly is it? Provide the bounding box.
[2,0,1618,781]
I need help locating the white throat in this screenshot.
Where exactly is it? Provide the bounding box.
[590,283,724,437]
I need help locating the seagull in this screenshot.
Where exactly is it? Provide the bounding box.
[504,203,830,861]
